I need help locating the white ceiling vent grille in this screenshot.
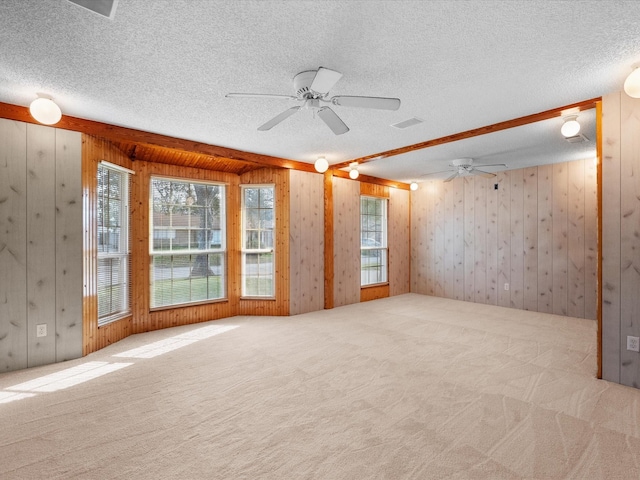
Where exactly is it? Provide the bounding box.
[66,0,119,19]
[391,117,424,129]
[565,133,589,143]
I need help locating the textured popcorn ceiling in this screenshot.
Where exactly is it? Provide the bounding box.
[0,0,638,182]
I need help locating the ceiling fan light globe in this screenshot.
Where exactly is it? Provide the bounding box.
[560,117,580,137]
[29,96,62,125]
[624,66,640,98]
[410,182,419,191]
[314,157,329,173]
[349,168,359,180]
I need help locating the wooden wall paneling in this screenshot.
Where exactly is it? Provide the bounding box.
[426,181,436,295]
[55,129,83,361]
[410,187,427,294]
[443,181,454,297]
[361,284,389,302]
[463,177,475,302]
[474,177,487,304]
[568,160,586,319]
[584,157,598,320]
[537,164,554,313]
[552,162,568,316]
[324,171,334,308]
[360,182,389,199]
[619,93,640,387]
[289,170,324,315]
[510,168,524,310]
[26,124,57,367]
[389,188,410,296]
[497,171,511,308]
[486,176,498,305]
[434,181,445,297]
[0,119,28,372]
[453,178,465,300]
[332,177,360,307]
[523,167,538,311]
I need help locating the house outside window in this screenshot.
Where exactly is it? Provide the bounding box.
[360,195,388,286]
[150,177,226,308]
[97,164,131,325]
[241,185,275,297]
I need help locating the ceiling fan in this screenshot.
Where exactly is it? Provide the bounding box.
[423,158,507,183]
[226,67,401,135]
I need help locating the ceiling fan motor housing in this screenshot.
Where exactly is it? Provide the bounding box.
[294,70,320,97]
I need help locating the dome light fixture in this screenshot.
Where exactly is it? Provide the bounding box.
[624,65,640,98]
[348,162,359,180]
[314,156,329,173]
[29,94,62,125]
[410,182,419,191]
[560,115,580,138]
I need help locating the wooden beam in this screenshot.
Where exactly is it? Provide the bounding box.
[596,100,603,380]
[331,97,601,170]
[324,170,334,310]
[332,169,410,190]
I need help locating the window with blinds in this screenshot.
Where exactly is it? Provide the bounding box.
[150,177,226,308]
[97,164,131,326]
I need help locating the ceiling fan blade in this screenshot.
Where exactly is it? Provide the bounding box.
[331,95,401,111]
[310,67,343,95]
[475,163,507,168]
[472,168,497,178]
[420,169,455,177]
[226,93,297,100]
[317,107,349,135]
[257,106,301,131]
[443,172,459,183]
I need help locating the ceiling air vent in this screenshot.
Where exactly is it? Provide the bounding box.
[66,0,119,19]
[564,133,589,143]
[391,117,424,129]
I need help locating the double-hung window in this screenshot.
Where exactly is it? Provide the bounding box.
[97,163,131,326]
[241,185,275,297]
[150,177,226,308]
[360,196,388,286]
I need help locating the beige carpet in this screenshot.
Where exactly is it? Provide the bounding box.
[0,293,639,479]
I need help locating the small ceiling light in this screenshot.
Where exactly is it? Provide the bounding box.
[410,182,419,191]
[624,65,640,98]
[560,115,580,138]
[314,156,329,173]
[349,162,359,180]
[29,94,62,125]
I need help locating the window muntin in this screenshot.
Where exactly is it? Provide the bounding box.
[97,165,130,325]
[360,196,388,286]
[150,178,226,308]
[241,186,275,297]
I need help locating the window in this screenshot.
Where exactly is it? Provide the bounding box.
[241,185,275,297]
[97,164,131,325]
[360,196,388,286]
[150,178,226,308]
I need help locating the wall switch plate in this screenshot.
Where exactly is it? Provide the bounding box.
[504,283,509,291]
[36,324,47,338]
[627,336,640,352]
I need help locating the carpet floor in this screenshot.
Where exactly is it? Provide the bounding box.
[0,294,639,479]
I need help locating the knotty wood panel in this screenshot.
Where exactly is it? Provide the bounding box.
[389,188,410,296]
[552,163,568,316]
[26,124,57,368]
[0,119,27,372]
[463,177,474,302]
[333,177,360,307]
[537,164,554,313]
[360,182,389,198]
[82,135,133,355]
[453,179,465,300]
[619,93,640,388]
[486,177,498,304]
[522,167,538,311]
[474,177,487,304]
[361,284,389,302]
[55,129,83,362]
[410,185,428,294]
[426,181,436,295]
[497,171,510,308]
[568,160,586,318]
[290,170,324,315]
[434,181,445,297]
[510,169,524,310]
[584,158,598,321]
[443,181,454,297]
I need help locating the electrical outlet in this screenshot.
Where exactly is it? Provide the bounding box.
[36,324,47,338]
[627,336,640,352]
[504,283,509,291]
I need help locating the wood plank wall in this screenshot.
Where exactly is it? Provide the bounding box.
[389,188,411,297]
[601,91,640,388]
[289,170,324,315]
[82,135,133,354]
[0,119,83,373]
[411,159,597,320]
[333,177,361,307]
